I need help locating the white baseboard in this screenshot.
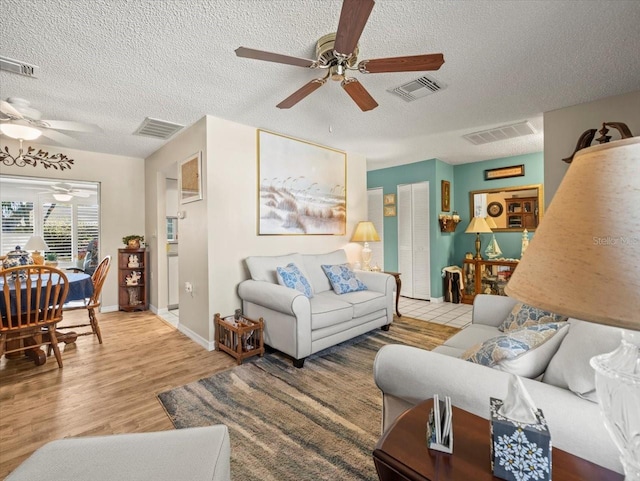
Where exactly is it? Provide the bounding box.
[101,305,119,313]
[178,323,215,351]
[430,296,445,303]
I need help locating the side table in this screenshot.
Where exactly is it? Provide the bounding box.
[373,398,622,481]
[383,271,402,317]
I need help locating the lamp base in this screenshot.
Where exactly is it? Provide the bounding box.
[32,250,44,265]
[362,242,372,271]
[474,233,483,260]
[591,330,640,480]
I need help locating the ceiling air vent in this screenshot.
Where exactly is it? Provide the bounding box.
[463,121,536,145]
[133,117,184,140]
[0,56,39,78]
[387,74,446,102]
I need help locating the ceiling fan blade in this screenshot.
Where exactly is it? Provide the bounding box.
[358,53,445,73]
[0,100,24,120]
[341,78,378,111]
[334,0,375,57]
[39,129,81,148]
[40,119,102,133]
[235,47,316,68]
[71,191,91,198]
[276,79,326,109]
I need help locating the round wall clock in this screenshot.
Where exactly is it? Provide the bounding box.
[487,202,504,217]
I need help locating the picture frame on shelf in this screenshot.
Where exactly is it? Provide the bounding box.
[179,151,203,204]
[384,205,397,217]
[441,180,451,212]
[383,193,396,205]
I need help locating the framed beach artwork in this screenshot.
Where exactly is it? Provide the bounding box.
[257,130,346,235]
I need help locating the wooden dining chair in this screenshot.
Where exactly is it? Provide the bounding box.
[0,265,70,368]
[60,255,111,344]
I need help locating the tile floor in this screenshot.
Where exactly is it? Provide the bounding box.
[398,297,472,328]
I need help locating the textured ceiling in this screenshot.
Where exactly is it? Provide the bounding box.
[1,0,639,168]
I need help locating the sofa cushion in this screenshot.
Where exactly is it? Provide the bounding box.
[543,318,625,402]
[276,263,313,298]
[335,290,387,318]
[498,302,568,332]
[443,324,501,350]
[246,253,308,284]
[302,250,348,293]
[321,264,368,295]
[309,292,353,330]
[461,323,570,379]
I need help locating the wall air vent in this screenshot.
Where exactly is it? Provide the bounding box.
[133,117,184,140]
[0,56,39,78]
[463,121,536,145]
[387,74,446,102]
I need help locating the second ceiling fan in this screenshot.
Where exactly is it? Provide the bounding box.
[235,0,445,112]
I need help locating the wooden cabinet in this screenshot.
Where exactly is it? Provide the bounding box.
[462,258,519,304]
[505,197,538,229]
[118,248,148,311]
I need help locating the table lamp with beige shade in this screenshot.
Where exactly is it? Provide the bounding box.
[465,216,493,260]
[351,221,380,271]
[505,136,640,481]
[25,235,49,265]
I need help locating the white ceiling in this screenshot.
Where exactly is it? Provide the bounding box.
[1,0,639,169]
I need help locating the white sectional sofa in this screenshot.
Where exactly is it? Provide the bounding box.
[238,249,395,367]
[373,294,626,474]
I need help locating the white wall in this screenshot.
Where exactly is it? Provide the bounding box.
[144,117,207,343]
[544,90,640,206]
[205,116,367,344]
[0,138,145,310]
[144,115,368,349]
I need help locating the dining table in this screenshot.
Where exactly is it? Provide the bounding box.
[1,271,94,366]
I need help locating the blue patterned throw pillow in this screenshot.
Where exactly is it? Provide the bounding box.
[276,263,313,298]
[321,264,368,295]
[461,322,569,378]
[499,303,568,332]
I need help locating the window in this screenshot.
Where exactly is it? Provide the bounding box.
[0,176,99,266]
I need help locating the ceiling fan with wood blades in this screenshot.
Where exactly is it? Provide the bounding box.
[235,0,444,112]
[0,97,102,147]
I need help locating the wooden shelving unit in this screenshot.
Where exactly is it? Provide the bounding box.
[118,248,148,311]
[461,258,519,304]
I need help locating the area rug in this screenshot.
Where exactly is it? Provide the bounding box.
[158,317,459,481]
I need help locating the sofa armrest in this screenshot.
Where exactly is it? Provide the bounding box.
[354,270,394,294]
[373,344,621,474]
[238,280,309,316]
[472,294,518,327]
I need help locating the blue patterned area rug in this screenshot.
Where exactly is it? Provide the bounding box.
[157,317,459,481]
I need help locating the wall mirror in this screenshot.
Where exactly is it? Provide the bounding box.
[469,184,544,231]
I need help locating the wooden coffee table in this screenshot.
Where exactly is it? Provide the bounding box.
[373,398,623,481]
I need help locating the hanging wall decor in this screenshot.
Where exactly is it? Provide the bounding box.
[0,145,74,170]
[258,129,346,235]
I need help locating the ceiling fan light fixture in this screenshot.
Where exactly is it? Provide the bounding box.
[53,193,73,202]
[0,123,42,140]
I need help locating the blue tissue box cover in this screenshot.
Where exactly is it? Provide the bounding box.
[490,397,552,481]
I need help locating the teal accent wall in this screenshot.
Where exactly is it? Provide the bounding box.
[367,151,544,300]
[452,152,544,262]
[367,158,454,299]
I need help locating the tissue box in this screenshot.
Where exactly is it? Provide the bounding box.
[490,397,552,481]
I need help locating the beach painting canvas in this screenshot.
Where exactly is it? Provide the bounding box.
[258,130,346,235]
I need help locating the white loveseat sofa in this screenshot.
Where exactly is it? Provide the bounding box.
[238,250,395,368]
[373,294,625,474]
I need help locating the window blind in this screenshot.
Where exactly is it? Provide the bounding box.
[1,201,35,254]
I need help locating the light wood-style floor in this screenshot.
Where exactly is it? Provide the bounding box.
[0,310,236,478]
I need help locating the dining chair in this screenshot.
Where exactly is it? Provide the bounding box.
[0,265,70,368]
[60,255,111,344]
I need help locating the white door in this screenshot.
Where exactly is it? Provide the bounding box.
[397,182,430,299]
[367,188,384,271]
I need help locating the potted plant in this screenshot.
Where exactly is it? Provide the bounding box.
[122,235,144,249]
[45,252,58,267]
